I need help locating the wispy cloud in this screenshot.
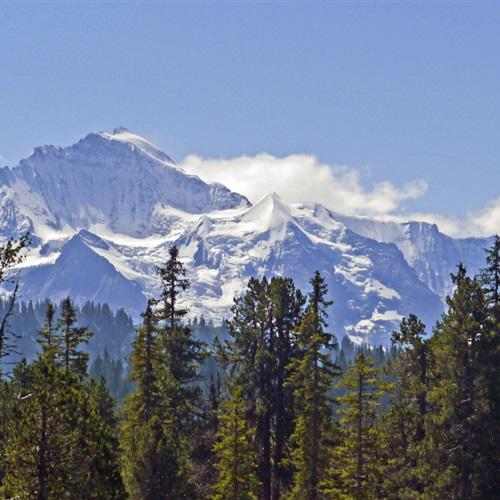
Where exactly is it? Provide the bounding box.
[466,198,500,237]
[180,152,499,238]
[181,153,427,217]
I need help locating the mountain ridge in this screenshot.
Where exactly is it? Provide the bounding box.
[0,129,492,345]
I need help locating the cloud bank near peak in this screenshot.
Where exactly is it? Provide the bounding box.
[181,153,427,217]
[180,153,499,239]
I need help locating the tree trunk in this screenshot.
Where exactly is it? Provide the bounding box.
[37,398,48,500]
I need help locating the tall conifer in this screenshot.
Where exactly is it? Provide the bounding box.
[287,271,339,500]
[323,351,382,499]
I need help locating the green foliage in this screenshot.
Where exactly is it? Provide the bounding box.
[2,302,124,499]
[57,297,92,376]
[89,349,133,401]
[379,314,431,498]
[224,275,305,499]
[212,384,259,500]
[323,351,383,500]
[3,237,500,499]
[0,299,136,367]
[287,272,339,500]
[120,245,204,498]
[425,265,490,498]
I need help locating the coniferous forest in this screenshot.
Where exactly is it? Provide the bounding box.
[1,236,500,500]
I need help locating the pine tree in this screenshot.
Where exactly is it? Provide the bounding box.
[270,277,305,498]
[57,297,92,376]
[191,371,221,497]
[121,246,203,498]
[323,351,382,500]
[212,384,259,500]
[3,300,126,499]
[84,378,126,499]
[426,265,489,498]
[287,271,339,500]
[120,299,167,499]
[4,312,90,497]
[379,314,430,497]
[156,245,206,418]
[158,244,190,331]
[224,276,305,499]
[0,235,28,488]
[156,245,205,495]
[37,301,58,360]
[3,360,82,498]
[479,235,500,496]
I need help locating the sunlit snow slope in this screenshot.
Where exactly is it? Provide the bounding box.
[0,129,491,344]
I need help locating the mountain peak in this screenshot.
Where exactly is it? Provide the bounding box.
[240,192,295,233]
[91,127,175,165]
[112,126,130,134]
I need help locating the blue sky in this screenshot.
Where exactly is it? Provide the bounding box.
[1,2,499,234]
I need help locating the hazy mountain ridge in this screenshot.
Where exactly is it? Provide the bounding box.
[0,129,491,345]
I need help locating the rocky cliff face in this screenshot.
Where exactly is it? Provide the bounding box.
[0,129,491,345]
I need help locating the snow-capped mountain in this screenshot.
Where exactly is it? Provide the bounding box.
[333,214,492,300]
[0,127,248,240]
[0,129,492,345]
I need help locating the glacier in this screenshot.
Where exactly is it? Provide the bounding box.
[0,128,492,345]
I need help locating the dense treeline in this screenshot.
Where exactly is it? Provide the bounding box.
[0,235,499,499]
[0,299,135,364]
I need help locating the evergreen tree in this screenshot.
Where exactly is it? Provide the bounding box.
[121,246,203,498]
[3,359,83,498]
[3,300,125,499]
[287,271,339,500]
[191,371,221,497]
[89,350,132,401]
[37,301,58,360]
[426,265,489,499]
[323,351,382,500]
[84,377,126,499]
[156,245,206,422]
[224,276,305,499]
[212,384,259,500]
[0,234,28,487]
[379,314,431,497]
[120,299,167,499]
[2,301,119,498]
[158,244,190,331]
[479,235,500,496]
[57,297,92,376]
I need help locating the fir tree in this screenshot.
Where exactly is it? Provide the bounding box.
[156,245,206,420]
[3,304,122,499]
[380,314,430,497]
[121,246,203,498]
[120,299,166,499]
[191,370,221,497]
[0,235,28,487]
[212,384,259,500]
[323,351,382,500]
[84,378,126,499]
[37,301,58,360]
[224,276,305,499]
[287,271,339,500]
[57,297,92,376]
[479,235,500,496]
[427,265,489,499]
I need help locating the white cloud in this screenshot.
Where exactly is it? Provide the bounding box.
[180,153,427,217]
[390,212,462,237]
[179,153,500,238]
[407,201,500,238]
[467,198,500,237]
